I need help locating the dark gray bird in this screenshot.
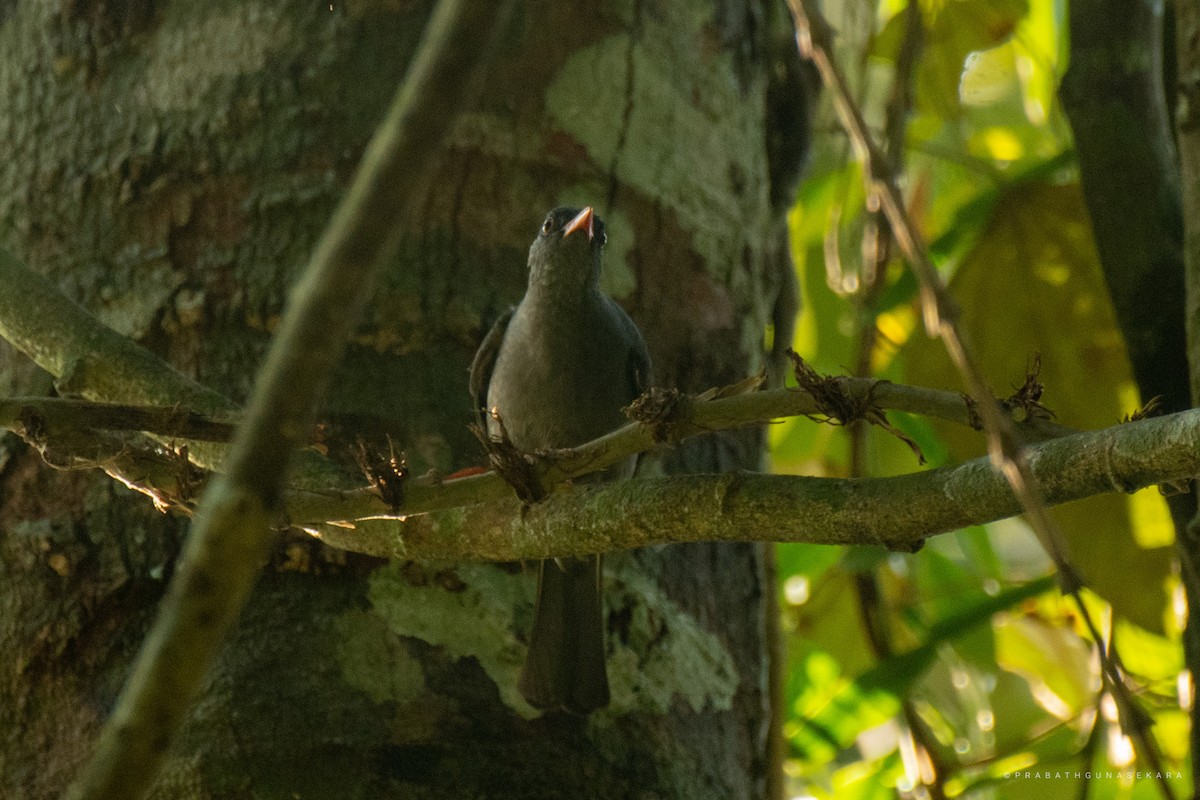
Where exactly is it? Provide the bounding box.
[469,206,651,714]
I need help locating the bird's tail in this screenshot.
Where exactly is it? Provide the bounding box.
[518,556,609,714]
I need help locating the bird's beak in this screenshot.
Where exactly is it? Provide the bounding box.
[562,207,595,241]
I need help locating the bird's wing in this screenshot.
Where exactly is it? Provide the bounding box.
[627,337,652,398]
[617,308,654,479]
[617,306,652,398]
[468,306,515,430]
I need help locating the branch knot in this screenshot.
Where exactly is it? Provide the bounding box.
[625,387,689,444]
[353,435,409,511]
[786,349,925,464]
[470,413,545,504]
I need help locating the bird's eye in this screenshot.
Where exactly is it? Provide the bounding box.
[541,218,554,235]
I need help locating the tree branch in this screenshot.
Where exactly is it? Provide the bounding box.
[3,374,1073,523]
[0,250,233,416]
[21,393,1194,565]
[0,237,349,489]
[64,2,513,799]
[0,396,236,442]
[298,375,1072,520]
[0,248,235,469]
[310,407,1200,560]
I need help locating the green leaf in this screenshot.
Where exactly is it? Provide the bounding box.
[987,668,1085,759]
[777,542,844,585]
[994,616,1098,715]
[902,181,1173,632]
[788,577,1056,756]
[916,0,1031,116]
[952,525,1007,582]
[1113,620,1183,685]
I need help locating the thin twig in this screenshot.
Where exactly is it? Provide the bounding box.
[785,1,1175,793]
[64,2,513,799]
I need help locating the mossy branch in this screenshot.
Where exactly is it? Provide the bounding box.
[7,386,1195,564]
[0,248,235,469]
[307,407,1200,559]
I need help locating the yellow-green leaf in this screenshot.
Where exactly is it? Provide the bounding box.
[903,181,1173,632]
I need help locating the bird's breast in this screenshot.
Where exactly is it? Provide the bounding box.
[486,300,634,452]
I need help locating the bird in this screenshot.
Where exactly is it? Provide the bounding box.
[469,206,652,714]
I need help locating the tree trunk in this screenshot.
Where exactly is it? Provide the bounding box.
[1060,0,1200,780]
[0,2,804,798]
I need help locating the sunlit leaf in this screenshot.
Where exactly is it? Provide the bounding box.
[1113,620,1184,685]
[985,668,1087,759]
[960,44,1020,108]
[916,0,1030,116]
[902,181,1173,631]
[831,751,906,800]
[994,615,1099,716]
[1154,709,1192,763]
[1126,486,1174,549]
[1010,0,1066,124]
[789,577,1057,756]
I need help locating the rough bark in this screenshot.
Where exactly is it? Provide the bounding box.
[1061,0,1186,415]
[0,2,803,798]
[1060,0,1200,781]
[1176,1,1200,788]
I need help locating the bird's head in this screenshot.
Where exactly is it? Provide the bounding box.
[527,206,607,296]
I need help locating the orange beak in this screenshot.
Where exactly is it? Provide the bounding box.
[562,206,595,241]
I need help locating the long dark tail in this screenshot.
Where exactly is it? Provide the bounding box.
[518,556,609,714]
